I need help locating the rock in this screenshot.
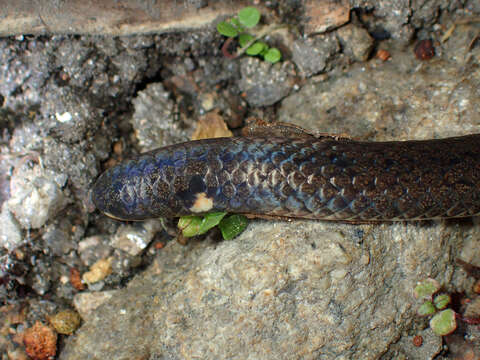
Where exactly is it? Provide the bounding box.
[82,257,113,284]
[111,220,162,256]
[0,202,22,251]
[28,260,54,296]
[73,290,119,321]
[198,92,216,112]
[23,321,57,360]
[131,83,189,151]
[40,87,104,144]
[337,24,374,62]
[279,48,480,140]
[78,235,112,267]
[49,309,82,335]
[7,164,68,229]
[362,1,414,44]
[303,0,350,35]
[388,328,442,359]
[60,220,473,359]
[239,57,294,107]
[42,219,82,256]
[292,33,339,76]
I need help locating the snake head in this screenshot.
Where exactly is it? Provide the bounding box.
[91,155,180,221]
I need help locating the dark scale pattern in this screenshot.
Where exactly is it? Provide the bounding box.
[92,134,480,221]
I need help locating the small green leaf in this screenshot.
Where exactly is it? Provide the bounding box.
[218,214,248,240]
[230,17,243,31]
[178,216,203,237]
[417,301,436,316]
[178,212,227,237]
[433,294,451,310]
[414,278,440,299]
[430,309,457,336]
[264,47,282,63]
[238,7,260,28]
[238,33,254,47]
[197,212,227,235]
[246,41,266,56]
[217,21,239,37]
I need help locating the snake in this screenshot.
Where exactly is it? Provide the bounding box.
[91,128,480,222]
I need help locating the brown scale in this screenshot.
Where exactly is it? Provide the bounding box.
[222,182,236,198]
[287,171,306,188]
[163,165,175,183]
[299,181,317,195]
[231,169,246,185]
[217,170,231,186]
[172,175,189,193]
[204,172,219,188]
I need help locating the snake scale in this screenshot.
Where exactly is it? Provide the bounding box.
[92,130,480,222]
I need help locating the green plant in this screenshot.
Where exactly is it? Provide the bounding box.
[414,279,457,336]
[178,212,248,240]
[217,6,282,64]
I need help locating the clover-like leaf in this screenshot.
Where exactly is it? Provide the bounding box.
[238,33,254,47]
[178,216,203,237]
[218,214,249,240]
[417,301,436,316]
[197,212,227,235]
[217,21,239,37]
[178,212,227,237]
[414,278,440,299]
[238,7,261,28]
[246,41,267,56]
[433,294,451,310]
[430,309,457,336]
[264,47,282,63]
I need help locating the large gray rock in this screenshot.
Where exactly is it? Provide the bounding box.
[239,57,295,107]
[61,220,479,359]
[279,47,480,141]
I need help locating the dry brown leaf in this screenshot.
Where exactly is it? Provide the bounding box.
[191,111,233,140]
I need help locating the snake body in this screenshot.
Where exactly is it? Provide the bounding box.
[92,134,480,221]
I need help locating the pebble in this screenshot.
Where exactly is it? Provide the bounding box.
[292,34,339,76]
[111,219,162,256]
[49,309,81,335]
[337,23,374,62]
[7,165,68,229]
[82,257,113,284]
[238,57,294,107]
[0,202,22,251]
[73,290,119,320]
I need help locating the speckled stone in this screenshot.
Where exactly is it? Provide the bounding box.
[0,202,22,251]
[111,220,162,256]
[131,83,189,152]
[7,164,69,229]
[291,33,339,76]
[336,23,374,62]
[60,219,479,359]
[238,57,294,107]
[279,47,480,140]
